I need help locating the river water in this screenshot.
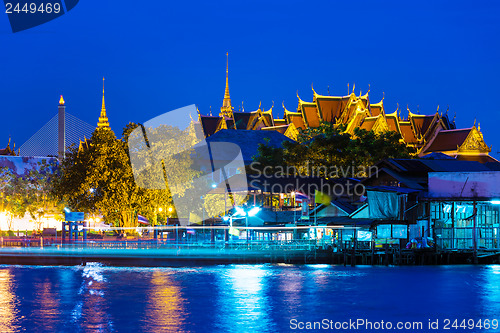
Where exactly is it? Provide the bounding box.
[0,264,499,332]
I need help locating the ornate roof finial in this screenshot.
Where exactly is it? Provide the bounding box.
[327,85,330,96]
[97,77,110,128]
[436,105,439,114]
[102,77,105,108]
[258,101,262,110]
[478,122,481,131]
[453,111,456,124]
[311,82,316,95]
[220,52,233,117]
[272,100,274,108]
[347,83,350,95]
[446,105,449,117]
[225,52,229,99]
[367,84,370,94]
[352,82,355,94]
[209,106,212,116]
[417,105,420,114]
[474,118,476,127]
[382,91,385,100]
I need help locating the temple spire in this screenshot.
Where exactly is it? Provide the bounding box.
[220,52,233,117]
[97,77,110,128]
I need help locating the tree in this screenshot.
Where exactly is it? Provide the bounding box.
[53,122,201,229]
[0,160,63,231]
[53,126,144,228]
[252,121,414,177]
[24,160,64,230]
[0,166,26,230]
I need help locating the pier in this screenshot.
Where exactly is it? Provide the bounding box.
[1,235,499,266]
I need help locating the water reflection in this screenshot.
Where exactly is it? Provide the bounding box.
[73,263,113,331]
[143,270,186,333]
[0,269,19,332]
[216,265,275,332]
[480,265,500,320]
[277,266,304,311]
[0,265,499,332]
[32,277,60,332]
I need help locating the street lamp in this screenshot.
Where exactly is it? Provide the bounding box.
[224,206,261,244]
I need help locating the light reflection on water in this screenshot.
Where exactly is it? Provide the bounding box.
[215,265,275,332]
[0,269,20,333]
[0,264,498,332]
[143,270,186,333]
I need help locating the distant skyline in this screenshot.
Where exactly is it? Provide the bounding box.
[1,0,499,158]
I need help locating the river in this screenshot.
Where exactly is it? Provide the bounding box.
[0,264,499,332]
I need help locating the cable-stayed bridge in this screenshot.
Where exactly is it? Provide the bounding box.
[19,98,95,157]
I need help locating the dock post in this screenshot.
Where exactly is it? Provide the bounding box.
[384,244,389,266]
[351,226,357,267]
[473,201,478,264]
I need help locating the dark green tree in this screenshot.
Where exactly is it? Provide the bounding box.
[252,121,414,177]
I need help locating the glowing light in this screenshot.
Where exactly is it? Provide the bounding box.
[158,207,163,212]
[490,200,500,205]
[168,207,173,213]
[211,183,217,188]
[222,216,230,222]
[248,206,260,217]
[234,206,246,216]
[64,207,70,213]
[59,95,65,105]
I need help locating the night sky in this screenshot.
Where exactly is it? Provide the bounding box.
[1,0,499,159]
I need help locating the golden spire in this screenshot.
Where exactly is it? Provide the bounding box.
[225,52,230,100]
[59,95,65,105]
[97,77,110,128]
[220,52,233,117]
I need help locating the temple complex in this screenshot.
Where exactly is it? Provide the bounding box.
[198,55,496,163]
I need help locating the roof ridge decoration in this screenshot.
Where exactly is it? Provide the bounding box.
[457,125,491,154]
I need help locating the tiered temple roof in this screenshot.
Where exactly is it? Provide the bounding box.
[0,138,17,156]
[197,56,495,163]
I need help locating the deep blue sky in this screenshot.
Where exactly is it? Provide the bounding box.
[1,0,499,158]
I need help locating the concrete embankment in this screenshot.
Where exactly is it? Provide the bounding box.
[1,246,499,266]
[0,246,325,266]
